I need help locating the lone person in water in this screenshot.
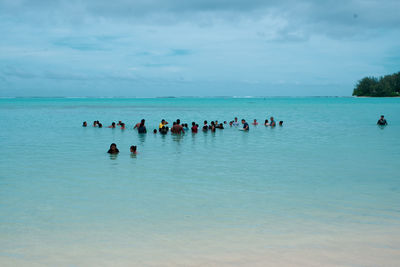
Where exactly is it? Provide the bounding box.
[82,121,87,127]
[377,115,388,126]
[107,143,119,154]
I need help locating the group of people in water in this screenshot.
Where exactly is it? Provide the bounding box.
[82,116,283,134]
[82,115,388,155]
[82,116,283,155]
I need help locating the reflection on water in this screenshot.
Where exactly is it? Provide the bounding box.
[109,153,118,160]
[171,133,184,143]
[138,133,147,143]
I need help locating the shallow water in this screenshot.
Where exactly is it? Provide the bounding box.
[0,97,399,266]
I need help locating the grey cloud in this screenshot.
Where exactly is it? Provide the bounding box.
[2,67,38,79]
[1,1,399,37]
[53,37,109,51]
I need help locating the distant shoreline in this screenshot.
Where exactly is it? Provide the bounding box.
[0,96,356,99]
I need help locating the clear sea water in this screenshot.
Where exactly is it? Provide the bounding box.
[0,97,399,266]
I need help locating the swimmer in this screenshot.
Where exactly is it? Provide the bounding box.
[117,120,122,126]
[93,121,98,127]
[153,129,157,134]
[279,121,283,126]
[377,115,388,126]
[159,119,168,129]
[229,121,233,127]
[203,120,208,131]
[98,123,103,128]
[233,117,240,126]
[224,121,227,124]
[210,121,216,132]
[172,121,184,134]
[82,121,87,127]
[107,143,119,154]
[252,119,259,126]
[241,119,249,131]
[120,123,126,130]
[130,145,138,154]
[108,122,116,128]
[270,117,276,127]
[137,119,147,133]
[264,119,269,126]
[191,122,198,133]
[219,123,224,129]
[160,126,168,134]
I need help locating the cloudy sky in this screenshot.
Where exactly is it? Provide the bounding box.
[0,0,399,96]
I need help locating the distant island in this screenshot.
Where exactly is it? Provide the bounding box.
[353,71,400,97]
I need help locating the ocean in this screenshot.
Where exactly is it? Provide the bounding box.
[0,97,399,266]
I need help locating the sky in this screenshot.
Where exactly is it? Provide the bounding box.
[0,0,399,97]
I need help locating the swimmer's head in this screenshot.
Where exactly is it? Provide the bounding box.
[130,145,137,152]
[153,129,157,134]
[83,121,87,127]
[279,121,283,126]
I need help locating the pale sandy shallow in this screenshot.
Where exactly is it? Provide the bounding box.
[1,227,399,267]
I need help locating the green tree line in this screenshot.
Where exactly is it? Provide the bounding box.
[353,71,400,97]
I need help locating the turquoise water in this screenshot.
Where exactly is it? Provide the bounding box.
[0,97,400,266]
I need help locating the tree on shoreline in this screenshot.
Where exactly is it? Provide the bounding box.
[353,72,400,97]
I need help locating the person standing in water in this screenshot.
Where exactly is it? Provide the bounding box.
[241,119,249,131]
[191,122,198,133]
[137,119,147,133]
[159,119,168,130]
[172,121,184,134]
[233,117,240,126]
[202,120,208,131]
[377,115,388,126]
[270,117,276,127]
[252,119,259,126]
